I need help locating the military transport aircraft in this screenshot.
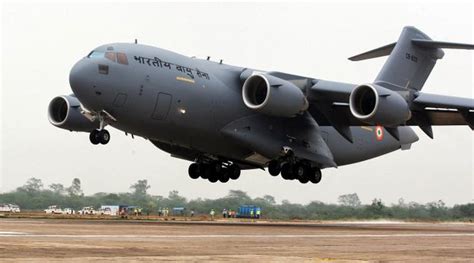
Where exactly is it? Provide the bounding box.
[48,26,474,184]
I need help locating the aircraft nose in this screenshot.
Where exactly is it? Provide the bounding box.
[69,59,91,98]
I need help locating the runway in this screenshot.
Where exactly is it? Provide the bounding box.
[0,218,473,262]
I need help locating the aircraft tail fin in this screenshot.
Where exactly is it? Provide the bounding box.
[349,26,474,91]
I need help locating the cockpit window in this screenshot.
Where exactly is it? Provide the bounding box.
[87,50,128,65]
[87,51,104,58]
[105,52,116,62]
[117,53,128,65]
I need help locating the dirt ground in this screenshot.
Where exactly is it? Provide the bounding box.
[0,218,472,262]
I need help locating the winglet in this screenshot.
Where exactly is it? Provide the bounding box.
[348,42,396,61]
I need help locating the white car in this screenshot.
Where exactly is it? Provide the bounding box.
[44,205,63,214]
[0,204,20,213]
[62,208,75,215]
[78,206,96,215]
[98,207,115,216]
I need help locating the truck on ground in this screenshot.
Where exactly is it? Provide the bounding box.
[62,208,75,215]
[78,206,96,215]
[0,204,20,213]
[237,205,261,219]
[44,205,63,214]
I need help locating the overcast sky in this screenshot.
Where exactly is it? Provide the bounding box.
[1,1,473,205]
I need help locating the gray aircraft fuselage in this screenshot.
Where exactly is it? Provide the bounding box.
[52,26,473,184]
[69,43,417,169]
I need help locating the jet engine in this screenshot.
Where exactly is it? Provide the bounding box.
[242,73,308,117]
[349,84,411,126]
[48,95,99,132]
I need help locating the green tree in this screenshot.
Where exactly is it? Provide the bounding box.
[17,177,43,193]
[262,195,276,205]
[130,179,151,198]
[49,183,65,195]
[338,193,362,207]
[67,178,83,197]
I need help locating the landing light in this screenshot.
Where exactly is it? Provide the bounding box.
[179,108,186,114]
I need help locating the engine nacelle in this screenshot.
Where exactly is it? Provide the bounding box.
[242,73,308,117]
[349,84,411,126]
[48,95,99,132]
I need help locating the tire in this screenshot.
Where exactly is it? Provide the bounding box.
[298,175,309,184]
[188,163,200,179]
[228,164,241,180]
[89,130,100,145]
[219,170,230,183]
[201,164,210,179]
[99,130,110,145]
[208,175,218,183]
[309,168,322,184]
[268,160,281,176]
[281,163,293,180]
[293,163,306,179]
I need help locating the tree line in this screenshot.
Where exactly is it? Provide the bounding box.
[0,177,473,221]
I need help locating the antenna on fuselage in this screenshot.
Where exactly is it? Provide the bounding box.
[219,59,223,64]
[135,39,138,44]
[207,56,210,60]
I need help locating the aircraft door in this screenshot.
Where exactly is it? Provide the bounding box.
[151,92,172,120]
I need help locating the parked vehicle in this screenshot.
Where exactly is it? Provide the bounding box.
[44,205,63,214]
[99,205,123,216]
[0,204,20,213]
[237,205,261,219]
[78,206,96,215]
[98,207,114,216]
[62,208,75,215]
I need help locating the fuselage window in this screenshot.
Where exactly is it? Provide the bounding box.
[105,52,117,62]
[117,53,129,65]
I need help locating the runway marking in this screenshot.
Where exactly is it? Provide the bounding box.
[0,233,473,238]
[0,231,27,235]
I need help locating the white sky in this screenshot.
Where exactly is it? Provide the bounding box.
[1,1,473,205]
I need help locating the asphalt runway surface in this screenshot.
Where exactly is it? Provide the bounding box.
[0,218,472,262]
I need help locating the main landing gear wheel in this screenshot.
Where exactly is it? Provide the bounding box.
[188,163,200,179]
[89,129,110,145]
[281,163,293,180]
[309,168,322,184]
[187,161,240,183]
[268,160,281,176]
[219,170,230,183]
[228,164,241,180]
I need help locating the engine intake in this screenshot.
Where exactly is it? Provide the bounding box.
[242,73,308,117]
[48,95,99,132]
[349,84,411,126]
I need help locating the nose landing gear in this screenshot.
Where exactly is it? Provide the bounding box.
[88,110,114,145]
[89,129,110,145]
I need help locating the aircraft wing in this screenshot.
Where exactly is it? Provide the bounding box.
[308,80,474,140]
[408,92,474,136]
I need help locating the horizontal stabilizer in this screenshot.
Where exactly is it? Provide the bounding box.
[348,42,396,61]
[412,39,474,50]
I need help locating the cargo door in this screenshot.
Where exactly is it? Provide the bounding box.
[151,92,172,120]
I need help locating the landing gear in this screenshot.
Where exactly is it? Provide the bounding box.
[188,163,200,179]
[187,161,241,183]
[308,167,322,184]
[89,129,110,145]
[89,130,100,145]
[89,111,112,145]
[267,159,322,184]
[281,163,293,180]
[268,160,281,176]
